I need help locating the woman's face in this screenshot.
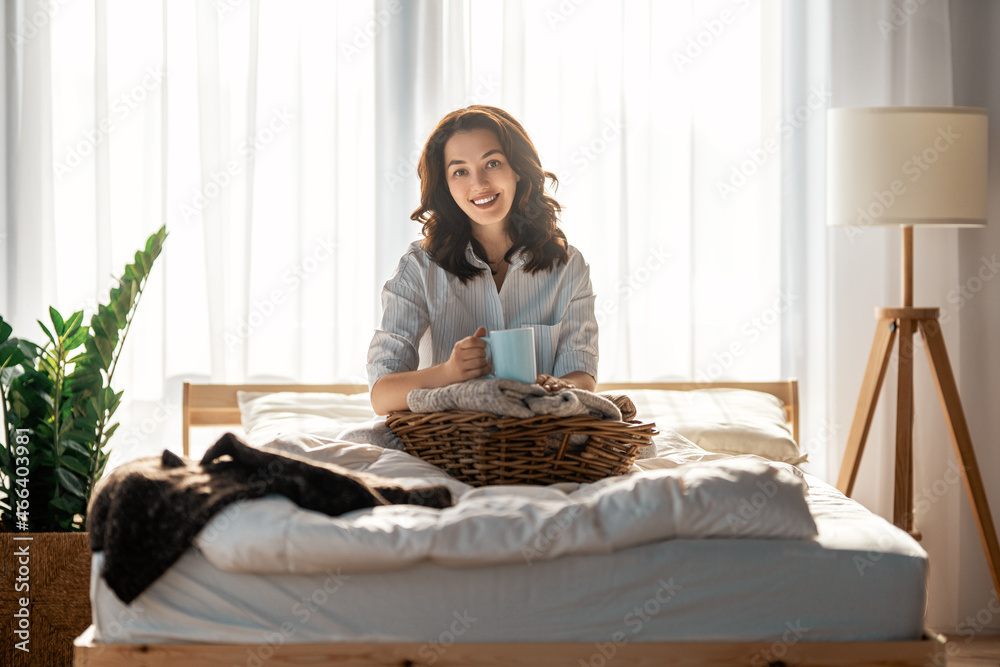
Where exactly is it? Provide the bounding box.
[442,128,520,237]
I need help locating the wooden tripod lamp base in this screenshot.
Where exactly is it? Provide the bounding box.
[835,226,1000,596]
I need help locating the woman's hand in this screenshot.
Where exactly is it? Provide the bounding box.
[443,326,490,384]
[371,326,495,415]
[536,374,575,392]
[536,372,596,392]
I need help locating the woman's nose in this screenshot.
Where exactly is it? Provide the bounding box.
[472,170,490,188]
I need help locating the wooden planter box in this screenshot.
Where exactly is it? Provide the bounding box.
[1,532,92,667]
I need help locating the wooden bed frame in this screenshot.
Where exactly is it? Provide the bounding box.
[178,380,802,457]
[75,380,945,666]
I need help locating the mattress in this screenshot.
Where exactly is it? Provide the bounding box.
[88,472,927,645]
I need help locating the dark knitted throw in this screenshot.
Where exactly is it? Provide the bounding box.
[88,433,453,604]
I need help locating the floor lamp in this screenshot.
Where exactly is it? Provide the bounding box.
[826,106,1000,595]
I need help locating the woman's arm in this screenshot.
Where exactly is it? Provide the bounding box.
[560,371,596,391]
[370,326,490,415]
[548,250,600,387]
[536,371,596,392]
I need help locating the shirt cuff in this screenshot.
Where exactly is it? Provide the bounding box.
[552,351,598,382]
[366,359,415,392]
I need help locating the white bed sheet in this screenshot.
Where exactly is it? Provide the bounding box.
[88,472,927,645]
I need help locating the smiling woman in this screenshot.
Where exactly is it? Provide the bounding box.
[442,128,522,289]
[366,106,599,415]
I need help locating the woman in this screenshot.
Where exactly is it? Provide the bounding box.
[367,105,598,415]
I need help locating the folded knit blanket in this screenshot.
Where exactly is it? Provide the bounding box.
[88,433,452,604]
[600,393,638,421]
[407,377,622,420]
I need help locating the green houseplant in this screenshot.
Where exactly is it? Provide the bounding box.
[0,225,167,532]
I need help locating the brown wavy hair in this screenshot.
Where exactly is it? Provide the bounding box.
[411,105,568,282]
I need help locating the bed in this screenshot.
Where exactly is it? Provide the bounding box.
[74,380,945,666]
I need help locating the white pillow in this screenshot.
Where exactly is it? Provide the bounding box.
[237,391,377,447]
[237,387,805,464]
[623,388,806,464]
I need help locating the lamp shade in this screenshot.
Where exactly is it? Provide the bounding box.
[827,106,988,227]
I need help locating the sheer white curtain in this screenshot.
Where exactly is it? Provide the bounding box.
[6,0,380,461]
[4,0,787,465]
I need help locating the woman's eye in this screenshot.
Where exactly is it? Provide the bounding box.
[452,168,467,177]
[486,159,501,168]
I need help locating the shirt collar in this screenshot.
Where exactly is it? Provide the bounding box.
[465,242,526,267]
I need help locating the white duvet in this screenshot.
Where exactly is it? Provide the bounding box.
[192,434,818,575]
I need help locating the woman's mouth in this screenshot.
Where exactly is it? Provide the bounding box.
[471,193,499,209]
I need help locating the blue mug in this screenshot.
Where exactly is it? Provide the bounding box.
[482,327,537,383]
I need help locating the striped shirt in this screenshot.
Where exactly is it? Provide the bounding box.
[367,240,598,390]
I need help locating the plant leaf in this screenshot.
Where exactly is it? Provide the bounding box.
[0,345,25,370]
[103,422,120,441]
[49,495,83,515]
[37,320,56,346]
[59,453,91,478]
[65,327,88,351]
[132,252,148,281]
[64,310,85,334]
[49,306,65,336]
[17,339,38,359]
[90,322,116,368]
[55,468,87,498]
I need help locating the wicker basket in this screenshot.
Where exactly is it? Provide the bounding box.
[386,410,657,486]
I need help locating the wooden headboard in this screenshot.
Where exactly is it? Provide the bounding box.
[182,380,798,457]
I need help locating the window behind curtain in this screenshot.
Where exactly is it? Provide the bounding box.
[35,0,784,460]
